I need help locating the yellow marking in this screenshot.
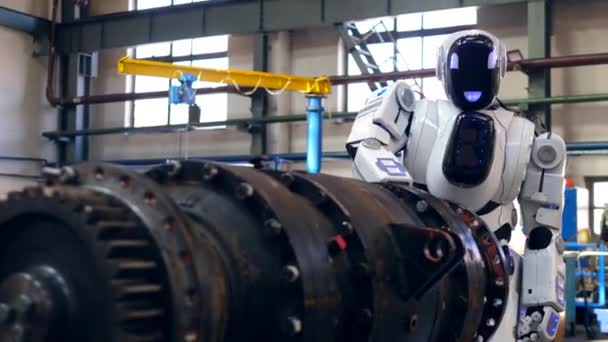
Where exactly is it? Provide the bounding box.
[118,57,331,95]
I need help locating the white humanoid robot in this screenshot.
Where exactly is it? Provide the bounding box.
[346,30,566,342]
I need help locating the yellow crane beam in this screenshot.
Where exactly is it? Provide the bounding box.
[117,57,331,95]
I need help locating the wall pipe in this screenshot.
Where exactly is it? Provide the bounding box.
[45,0,60,107]
[105,142,608,167]
[43,112,356,139]
[51,52,608,107]
[42,92,608,139]
[502,93,608,106]
[54,86,245,106]
[0,156,47,164]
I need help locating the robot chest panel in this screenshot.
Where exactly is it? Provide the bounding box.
[442,112,496,187]
[405,103,515,212]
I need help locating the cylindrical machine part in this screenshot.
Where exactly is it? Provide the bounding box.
[306,96,324,174]
[0,161,509,342]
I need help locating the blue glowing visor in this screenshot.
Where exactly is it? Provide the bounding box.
[464,91,482,103]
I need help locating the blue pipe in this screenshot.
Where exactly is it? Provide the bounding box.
[0,156,47,163]
[107,152,350,167]
[567,142,608,152]
[306,95,324,174]
[102,140,608,168]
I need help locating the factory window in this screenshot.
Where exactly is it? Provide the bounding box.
[588,179,608,236]
[346,7,478,112]
[129,0,229,128]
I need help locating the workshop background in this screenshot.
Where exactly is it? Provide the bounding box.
[0,0,607,340]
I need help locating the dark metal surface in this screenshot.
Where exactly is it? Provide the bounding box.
[0,161,510,342]
[0,6,50,36]
[57,163,212,341]
[0,185,172,341]
[52,0,527,54]
[454,205,510,340]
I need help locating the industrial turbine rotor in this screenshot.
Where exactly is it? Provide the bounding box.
[0,161,509,342]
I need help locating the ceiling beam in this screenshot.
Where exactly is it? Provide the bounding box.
[55,0,528,54]
[0,6,50,36]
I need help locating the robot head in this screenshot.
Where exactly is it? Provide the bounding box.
[437,30,507,111]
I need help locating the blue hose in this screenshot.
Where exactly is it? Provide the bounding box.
[306,96,324,174]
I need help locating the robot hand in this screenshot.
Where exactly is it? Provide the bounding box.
[352,139,413,183]
[517,306,561,341]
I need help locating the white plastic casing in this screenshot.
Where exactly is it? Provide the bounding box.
[521,234,566,311]
[425,105,514,212]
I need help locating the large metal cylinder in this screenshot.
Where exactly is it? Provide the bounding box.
[0,161,509,342]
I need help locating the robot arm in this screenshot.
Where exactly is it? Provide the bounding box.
[517,132,567,342]
[346,81,415,183]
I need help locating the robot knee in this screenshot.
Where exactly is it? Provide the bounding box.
[494,223,512,242]
[527,227,553,250]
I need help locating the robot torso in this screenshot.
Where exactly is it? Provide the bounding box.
[404,99,536,212]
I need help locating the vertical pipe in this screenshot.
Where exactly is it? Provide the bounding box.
[336,36,348,113]
[527,0,552,132]
[600,244,606,307]
[306,95,324,174]
[564,256,577,335]
[251,33,269,155]
[267,31,293,154]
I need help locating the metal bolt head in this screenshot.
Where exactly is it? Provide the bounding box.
[184,332,198,342]
[358,309,373,323]
[415,200,429,213]
[264,218,283,236]
[283,265,300,283]
[406,314,418,332]
[493,254,501,265]
[202,164,218,180]
[0,303,13,325]
[285,316,302,336]
[167,160,182,176]
[340,221,354,236]
[14,295,33,316]
[235,183,254,199]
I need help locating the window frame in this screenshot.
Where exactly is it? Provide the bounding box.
[345,9,478,112]
[585,176,608,236]
[128,0,229,129]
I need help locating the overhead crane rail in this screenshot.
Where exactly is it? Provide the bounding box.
[117,57,332,95]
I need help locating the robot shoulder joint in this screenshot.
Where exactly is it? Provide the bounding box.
[531,133,566,170]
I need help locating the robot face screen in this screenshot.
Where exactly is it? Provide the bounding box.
[446,35,500,110]
[443,112,496,187]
